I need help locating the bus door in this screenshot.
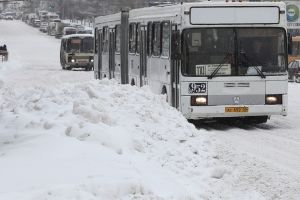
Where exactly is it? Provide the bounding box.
[109,29,115,79]
[171,24,180,109]
[96,29,103,79]
[102,27,109,78]
[139,26,147,87]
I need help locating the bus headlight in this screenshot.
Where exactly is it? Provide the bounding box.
[191,96,207,106]
[71,59,75,63]
[90,59,94,62]
[266,94,282,105]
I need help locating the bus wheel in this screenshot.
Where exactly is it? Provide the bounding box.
[131,79,135,86]
[66,66,72,70]
[161,86,168,102]
[62,63,67,70]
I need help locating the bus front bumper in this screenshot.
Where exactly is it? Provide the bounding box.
[67,62,93,68]
[182,104,287,120]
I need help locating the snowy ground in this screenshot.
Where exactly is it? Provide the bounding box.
[1,20,300,200]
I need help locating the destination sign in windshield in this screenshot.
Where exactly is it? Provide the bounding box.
[190,7,279,25]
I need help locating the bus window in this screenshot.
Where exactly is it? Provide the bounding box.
[136,23,141,54]
[152,22,161,56]
[66,37,93,53]
[161,21,170,57]
[103,27,109,53]
[99,29,103,53]
[82,37,94,53]
[115,25,121,53]
[147,22,152,56]
[237,28,286,74]
[95,28,98,54]
[129,23,136,53]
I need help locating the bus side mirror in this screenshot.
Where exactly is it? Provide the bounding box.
[171,30,181,60]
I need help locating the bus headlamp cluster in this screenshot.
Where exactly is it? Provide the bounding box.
[71,59,75,63]
[191,96,208,106]
[266,94,282,105]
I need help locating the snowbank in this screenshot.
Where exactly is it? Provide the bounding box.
[0,79,218,199]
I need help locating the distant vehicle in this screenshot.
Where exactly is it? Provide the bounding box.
[288,60,300,82]
[55,22,71,39]
[45,13,59,22]
[27,13,37,25]
[5,15,13,20]
[47,19,61,36]
[62,27,77,36]
[39,21,48,32]
[60,34,94,71]
[38,10,48,19]
[0,45,8,62]
[73,24,84,31]
[77,28,93,34]
[33,19,41,27]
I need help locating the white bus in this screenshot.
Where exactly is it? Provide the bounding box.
[94,1,288,123]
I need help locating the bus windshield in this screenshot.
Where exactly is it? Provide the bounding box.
[182,28,287,77]
[67,37,93,53]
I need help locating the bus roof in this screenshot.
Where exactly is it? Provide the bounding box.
[95,1,286,26]
[62,34,93,39]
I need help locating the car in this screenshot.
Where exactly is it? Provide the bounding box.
[288,60,300,82]
[39,21,48,32]
[5,15,13,20]
[33,19,41,27]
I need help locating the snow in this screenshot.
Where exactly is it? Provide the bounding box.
[1,20,300,200]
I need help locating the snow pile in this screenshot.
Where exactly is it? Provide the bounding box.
[0,79,219,199]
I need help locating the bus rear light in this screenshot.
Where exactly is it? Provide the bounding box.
[266,94,282,105]
[191,96,208,106]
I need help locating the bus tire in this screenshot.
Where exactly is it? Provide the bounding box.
[161,86,168,102]
[131,79,135,86]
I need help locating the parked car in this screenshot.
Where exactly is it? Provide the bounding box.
[39,21,48,32]
[288,60,300,82]
[33,19,41,27]
[5,15,13,20]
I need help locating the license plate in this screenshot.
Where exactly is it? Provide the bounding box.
[225,106,249,113]
[77,59,88,63]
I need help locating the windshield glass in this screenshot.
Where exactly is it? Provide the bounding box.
[82,37,94,53]
[182,28,287,77]
[65,29,76,35]
[67,37,93,53]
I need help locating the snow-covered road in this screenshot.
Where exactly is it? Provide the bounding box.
[1,20,300,200]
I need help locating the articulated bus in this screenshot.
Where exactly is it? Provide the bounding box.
[94,1,288,123]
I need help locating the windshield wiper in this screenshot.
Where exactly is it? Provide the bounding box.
[208,52,232,79]
[239,50,266,79]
